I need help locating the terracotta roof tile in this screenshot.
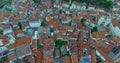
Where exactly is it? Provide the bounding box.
[108,36,120,44]
[12,19,17,25]
[53,26,59,31]
[46,15,53,21]
[62,56,72,63]
[0,35,8,39]
[32,48,43,63]
[4,13,11,18]
[15,29,23,35]
[97,48,114,63]
[92,30,108,38]
[91,50,97,63]
[2,39,9,45]
[66,26,74,31]
[57,33,64,39]
[49,18,59,26]
[71,54,79,63]
[77,24,88,31]
[0,17,7,22]
[79,10,87,16]
[14,36,32,47]
[97,40,108,48]
[60,14,67,21]
[8,44,15,50]
[112,18,119,26]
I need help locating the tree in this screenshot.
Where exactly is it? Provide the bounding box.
[33,0,41,3]
[91,26,98,34]
[41,21,46,26]
[54,39,67,48]
[0,56,8,61]
[51,0,55,4]
[37,39,43,49]
[0,0,12,8]
[64,0,70,2]
[0,30,3,34]
[74,0,113,9]
[18,22,22,29]
[81,18,86,26]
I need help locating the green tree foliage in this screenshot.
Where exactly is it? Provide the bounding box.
[0,0,12,8]
[81,18,86,26]
[37,40,43,49]
[41,21,46,26]
[54,39,67,48]
[0,56,8,61]
[65,0,113,9]
[6,0,12,5]
[51,0,55,4]
[33,0,41,3]
[91,26,98,34]
[64,0,70,2]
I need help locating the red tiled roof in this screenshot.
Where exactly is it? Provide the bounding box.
[62,16,67,21]
[8,44,14,50]
[97,48,114,63]
[79,10,87,16]
[0,17,7,22]
[32,49,43,63]
[108,36,120,44]
[0,35,9,46]
[88,11,97,15]
[14,36,32,47]
[71,54,79,63]
[0,35,8,39]
[49,18,59,26]
[62,55,72,63]
[57,33,64,39]
[77,24,88,31]
[15,29,23,35]
[59,25,74,32]
[66,26,74,31]
[4,13,11,18]
[97,40,108,48]
[12,19,17,25]
[46,15,53,21]
[53,26,59,31]
[92,30,108,38]
[112,18,119,26]
[91,50,97,63]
